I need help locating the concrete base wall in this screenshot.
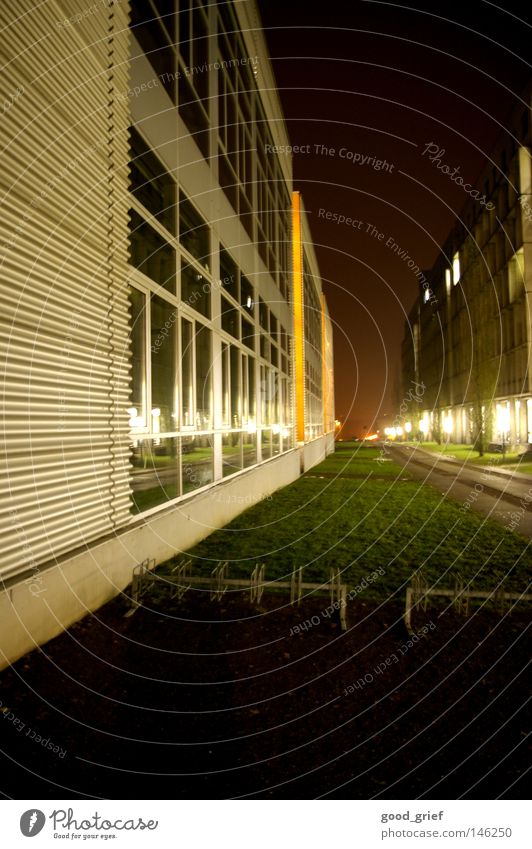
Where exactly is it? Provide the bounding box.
[0,438,333,670]
[302,433,333,470]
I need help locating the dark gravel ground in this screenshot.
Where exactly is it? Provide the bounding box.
[0,588,529,800]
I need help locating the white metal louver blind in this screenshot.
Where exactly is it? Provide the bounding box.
[0,0,132,582]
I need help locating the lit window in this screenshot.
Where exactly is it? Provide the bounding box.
[452,252,460,285]
[195,324,212,429]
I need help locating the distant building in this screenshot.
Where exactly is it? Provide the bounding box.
[401,85,532,450]
[0,1,334,667]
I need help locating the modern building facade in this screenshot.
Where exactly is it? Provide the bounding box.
[0,1,334,667]
[401,85,532,451]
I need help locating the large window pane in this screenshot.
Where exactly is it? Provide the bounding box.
[178,74,210,158]
[241,316,254,351]
[259,298,269,331]
[221,295,239,339]
[181,318,194,427]
[248,357,256,423]
[260,365,269,424]
[153,0,175,39]
[241,275,254,314]
[221,342,230,426]
[150,295,177,433]
[220,249,239,300]
[129,288,146,429]
[131,437,179,513]
[181,435,214,493]
[195,324,212,429]
[130,128,176,234]
[179,1,209,100]
[130,209,176,292]
[179,193,210,269]
[230,345,241,427]
[130,0,176,100]
[243,432,257,468]
[181,261,210,317]
[222,432,242,477]
[261,428,272,460]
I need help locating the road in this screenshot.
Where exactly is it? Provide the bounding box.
[388,443,532,538]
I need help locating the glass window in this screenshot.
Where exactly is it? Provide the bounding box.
[230,345,241,427]
[181,435,214,493]
[243,432,256,468]
[129,288,146,429]
[181,261,211,317]
[221,295,240,339]
[179,193,210,269]
[218,151,238,213]
[240,275,254,314]
[259,298,269,331]
[241,316,254,351]
[260,365,270,424]
[150,295,177,433]
[130,128,176,234]
[271,371,280,424]
[195,324,212,429]
[131,437,179,513]
[220,249,239,300]
[130,0,176,100]
[221,342,230,426]
[181,318,194,428]
[178,1,209,100]
[222,432,242,477]
[153,0,175,38]
[248,357,256,422]
[129,209,176,292]
[261,428,272,460]
[178,73,210,158]
[178,0,192,67]
[260,334,269,360]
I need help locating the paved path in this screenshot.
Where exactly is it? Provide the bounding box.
[388,444,532,539]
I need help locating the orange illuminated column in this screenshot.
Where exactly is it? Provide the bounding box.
[292,191,305,442]
[321,292,327,434]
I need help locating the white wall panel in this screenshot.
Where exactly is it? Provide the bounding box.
[0,0,132,582]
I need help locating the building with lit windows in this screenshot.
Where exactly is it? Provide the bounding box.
[401,85,532,451]
[0,1,334,667]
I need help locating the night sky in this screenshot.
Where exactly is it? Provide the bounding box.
[257,0,532,436]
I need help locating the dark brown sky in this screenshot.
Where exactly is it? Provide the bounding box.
[257,0,532,436]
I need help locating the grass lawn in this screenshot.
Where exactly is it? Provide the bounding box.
[159,445,532,602]
[411,440,532,475]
